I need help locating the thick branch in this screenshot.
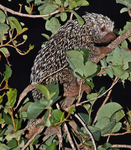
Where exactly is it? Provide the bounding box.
[108,27,131,50]
[92,27,131,63]
[0,4,60,18]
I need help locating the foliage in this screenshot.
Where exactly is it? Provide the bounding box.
[0,10,34,65]
[0,0,131,150]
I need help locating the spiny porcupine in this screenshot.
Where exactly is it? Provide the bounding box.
[30,12,115,102]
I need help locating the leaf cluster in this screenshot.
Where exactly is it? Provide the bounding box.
[0,10,34,63]
[25,0,89,38]
[1,0,131,149]
[116,0,131,13]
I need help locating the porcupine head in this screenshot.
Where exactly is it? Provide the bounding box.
[83,13,115,45]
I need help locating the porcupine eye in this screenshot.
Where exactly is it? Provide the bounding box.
[100,26,106,32]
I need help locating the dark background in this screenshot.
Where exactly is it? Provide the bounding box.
[0,0,131,145]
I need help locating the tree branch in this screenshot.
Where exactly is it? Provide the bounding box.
[92,77,118,126]
[92,27,131,63]
[111,144,131,149]
[0,4,60,18]
[74,113,97,150]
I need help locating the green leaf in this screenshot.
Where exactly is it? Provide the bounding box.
[41,4,58,20]
[98,86,106,95]
[87,93,97,100]
[112,65,125,77]
[60,12,67,22]
[120,7,128,13]
[88,126,101,141]
[98,147,106,150]
[76,0,89,6]
[64,0,69,7]
[45,17,61,34]
[3,112,13,126]
[23,35,28,40]
[0,143,11,150]
[78,112,89,124]
[0,118,5,124]
[7,139,17,148]
[55,0,61,4]
[45,118,51,127]
[41,33,50,40]
[7,88,17,108]
[102,143,112,149]
[66,50,84,61]
[105,67,114,78]
[97,102,125,122]
[119,21,131,35]
[25,5,32,14]
[69,0,77,9]
[110,47,131,70]
[111,122,122,133]
[0,47,10,58]
[7,16,22,33]
[95,117,116,135]
[74,68,84,79]
[101,119,116,135]
[120,40,128,49]
[36,84,50,100]
[81,48,89,64]
[120,72,129,83]
[19,102,32,118]
[29,44,34,51]
[3,65,12,81]
[46,82,60,103]
[0,23,9,42]
[0,23,9,34]
[26,0,34,3]
[85,80,94,89]
[52,109,64,122]
[129,62,131,72]
[27,99,49,119]
[69,10,84,25]
[70,57,84,71]
[100,58,107,67]
[5,130,24,141]
[84,61,98,77]
[21,27,28,33]
[0,10,6,23]
[116,0,125,5]
[46,142,57,150]
[69,106,75,114]
[95,117,110,130]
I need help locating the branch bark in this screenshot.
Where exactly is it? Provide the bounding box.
[0,4,60,18]
[92,27,131,63]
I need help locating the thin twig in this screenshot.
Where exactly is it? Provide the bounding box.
[22,126,44,150]
[39,64,68,83]
[106,134,111,143]
[74,113,97,150]
[64,123,76,150]
[92,77,119,126]
[102,130,131,137]
[56,103,76,150]
[0,4,60,18]
[77,77,119,106]
[76,80,83,104]
[70,12,74,20]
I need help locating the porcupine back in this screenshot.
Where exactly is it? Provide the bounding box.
[30,12,114,102]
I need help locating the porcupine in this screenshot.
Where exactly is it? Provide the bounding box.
[30,12,115,102]
[25,13,115,134]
